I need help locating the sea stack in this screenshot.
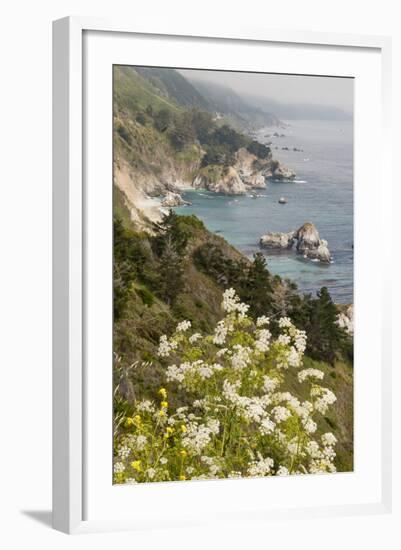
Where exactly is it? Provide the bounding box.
[295,222,331,263]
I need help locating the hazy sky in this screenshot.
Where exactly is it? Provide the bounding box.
[179,69,353,114]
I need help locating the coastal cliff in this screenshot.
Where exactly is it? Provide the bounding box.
[113,66,295,223]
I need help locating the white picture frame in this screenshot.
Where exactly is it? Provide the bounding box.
[52,16,392,534]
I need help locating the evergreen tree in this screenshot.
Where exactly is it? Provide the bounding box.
[304,287,345,364]
[239,253,273,319]
[152,211,189,304]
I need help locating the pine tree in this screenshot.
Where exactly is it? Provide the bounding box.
[239,253,273,319]
[305,287,345,364]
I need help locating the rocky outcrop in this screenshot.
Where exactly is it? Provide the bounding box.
[161,192,191,207]
[193,166,247,195]
[243,173,266,189]
[234,148,267,189]
[337,305,354,335]
[260,231,295,249]
[271,164,296,181]
[295,223,331,263]
[260,222,331,263]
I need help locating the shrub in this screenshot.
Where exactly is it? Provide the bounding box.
[136,287,155,306]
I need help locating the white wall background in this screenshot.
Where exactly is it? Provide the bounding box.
[0,1,399,548]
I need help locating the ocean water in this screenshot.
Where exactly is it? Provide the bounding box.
[175,119,353,304]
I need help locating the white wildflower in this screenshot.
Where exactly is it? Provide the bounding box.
[263,375,279,393]
[231,345,251,370]
[189,332,202,343]
[260,417,275,435]
[117,444,130,460]
[213,320,228,345]
[176,320,191,332]
[255,328,272,353]
[298,368,324,383]
[272,406,291,423]
[114,461,125,473]
[321,432,337,447]
[222,288,250,318]
[256,315,270,327]
[136,435,147,450]
[278,317,292,329]
[157,335,178,357]
[248,456,274,477]
[146,468,156,480]
[136,400,155,413]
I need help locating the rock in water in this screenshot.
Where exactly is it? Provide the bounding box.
[161,192,191,207]
[271,163,296,181]
[295,223,331,263]
[260,231,296,249]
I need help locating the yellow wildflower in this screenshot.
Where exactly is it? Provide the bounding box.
[180,449,187,458]
[161,401,168,409]
[133,415,141,425]
[180,424,187,433]
[114,472,124,483]
[124,417,134,428]
[179,475,186,481]
[164,426,174,438]
[131,460,142,472]
[158,388,167,399]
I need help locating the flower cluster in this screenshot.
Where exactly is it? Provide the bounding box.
[114,288,338,484]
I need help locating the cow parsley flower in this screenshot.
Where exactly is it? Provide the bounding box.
[278,317,292,329]
[321,432,337,447]
[256,315,270,327]
[272,406,291,423]
[213,320,228,345]
[248,456,274,477]
[176,320,191,332]
[298,368,324,383]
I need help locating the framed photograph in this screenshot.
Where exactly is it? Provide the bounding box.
[52,17,392,534]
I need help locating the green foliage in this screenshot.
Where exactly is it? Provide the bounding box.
[247,140,271,159]
[154,107,173,132]
[168,112,196,151]
[136,286,155,306]
[113,218,152,320]
[116,121,132,145]
[135,111,147,125]
[239,253,274,319]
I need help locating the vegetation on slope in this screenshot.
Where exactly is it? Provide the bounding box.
[113,208,353,474]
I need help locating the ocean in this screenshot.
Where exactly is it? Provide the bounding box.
[175,119,353,304]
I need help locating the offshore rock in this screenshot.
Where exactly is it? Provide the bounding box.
[161,192,191,207]
[296,223,331,263]
[260,231,296,249]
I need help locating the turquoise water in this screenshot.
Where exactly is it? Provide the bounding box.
[175,119,353,304]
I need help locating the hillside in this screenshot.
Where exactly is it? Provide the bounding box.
[186,76,280,130]
[114,201,353,474]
